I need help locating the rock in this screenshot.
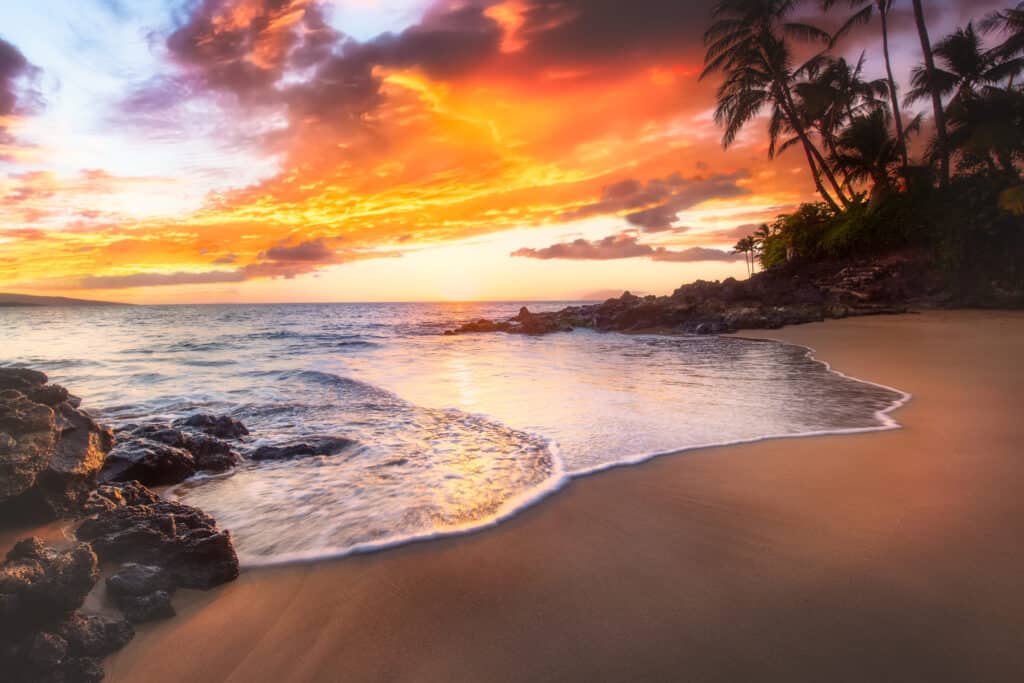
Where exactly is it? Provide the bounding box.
[106,564,174,597]
[0,539,98,638]
[56,613,134,658]
[0,540,130,683]
[116,590,176,623]
[0,369,114,520]
[76,499,240,590]
[0,368,48,393]
[27,632,68,668]
[26,384,70,407]
[99,438,195,487]
[83,481,161,514]
[250,436,357,461]
[173,414,249,440]
[111,424,241,477]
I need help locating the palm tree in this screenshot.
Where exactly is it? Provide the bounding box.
[825,0,910,173]
[910,0,951,186]
[733,235,757,276]
[794,54,890,167]
[702,0,851,211]
[982,2,1024,72]
[831,109,903,200]
[945,86,1024,178]
[907,23,1017,107]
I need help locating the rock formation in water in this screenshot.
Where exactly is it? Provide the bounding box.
[100,421,243,487]
[250,435,357,461]
[1,371,245,680]
[0,368,114,521]
[446,259,928,337]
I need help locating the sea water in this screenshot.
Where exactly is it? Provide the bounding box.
[0,302,907,565]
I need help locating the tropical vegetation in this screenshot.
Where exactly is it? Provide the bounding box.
[709,0,1024,301]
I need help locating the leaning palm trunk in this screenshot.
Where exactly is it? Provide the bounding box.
[880,4,910,174]
[911,0,951,186]
[777,85,850,209]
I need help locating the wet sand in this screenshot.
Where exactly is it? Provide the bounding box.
[104,310,1024,682]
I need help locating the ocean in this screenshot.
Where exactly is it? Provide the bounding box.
[0,302,907,565]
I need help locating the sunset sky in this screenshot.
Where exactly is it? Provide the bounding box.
[0,0,997,303]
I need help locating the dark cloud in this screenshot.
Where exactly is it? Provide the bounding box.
[565,171,751,232]
[512,231,744,263]
[0,37,40,152]
[212,253,238,264]
[513,0,713,66]
[259,237,337,262]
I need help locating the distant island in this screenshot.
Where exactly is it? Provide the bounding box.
[0,292,126,307]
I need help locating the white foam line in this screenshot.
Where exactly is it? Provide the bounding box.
[225,337,911,569]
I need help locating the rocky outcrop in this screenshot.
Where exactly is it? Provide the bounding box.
[100,419,243,487]
[445,259,916,337]
[173,413,249,440]
[250,435,358,461]
[0,538,134,682]
[0,369,113,521]
[106,563,177,623]
[76,496,240,590]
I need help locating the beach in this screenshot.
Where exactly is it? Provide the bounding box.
[84,309,1023,681]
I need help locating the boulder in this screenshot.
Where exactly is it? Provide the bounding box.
[250,436,358,461]
[76,499,239,590]
[115,590,176,623]
[106,563,174,597]
[82,480,162,514]
[0,539,98,638]
[0,369,113,520]
[99,438,196,486]
[173,414,249,440]
[0,539,132,683]
[110,424,241,478]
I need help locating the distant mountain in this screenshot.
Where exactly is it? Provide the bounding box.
[0,292,127,307]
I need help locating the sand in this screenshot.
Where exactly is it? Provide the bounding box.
[98,310,1024,682]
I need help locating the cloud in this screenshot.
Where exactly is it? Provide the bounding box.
[512,231,744,262]
[259,237,337,262]
[79,270,247,289]
[564,171,751,232]
[0,37,40,153]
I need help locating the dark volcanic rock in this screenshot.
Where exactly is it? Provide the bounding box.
[115,589,176,623]
[250,436,358,461]
[0,538,133,683]
[106,563,174,597]
[0,369,114,520]
[445,259,915,338]
[76,499,239,590]
[100,438,196,487]
[173,413,249,440]
[83,481,161,514]
[109,423,242,480]
[0,539,98,638]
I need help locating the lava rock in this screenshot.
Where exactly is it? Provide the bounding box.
[250,436,357,461]
[0,369,114,520]
[0,538,99,638]
[106,563,174,597]
[99,438,196,486]
[116,590,176,623]
[76,499,239,590]
[173,413,249,440]
[83,481,162,514]
[56,613,134,658]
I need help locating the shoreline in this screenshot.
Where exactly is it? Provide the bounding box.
[77,310,1024,679]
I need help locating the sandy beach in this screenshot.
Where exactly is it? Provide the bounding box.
[97,310,1023,682]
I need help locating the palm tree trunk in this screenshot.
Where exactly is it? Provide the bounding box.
[778,87,851,208]
[911,0,951,186]
[880,2,910,174]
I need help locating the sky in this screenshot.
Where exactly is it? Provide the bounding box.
[0,0,1002,303]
